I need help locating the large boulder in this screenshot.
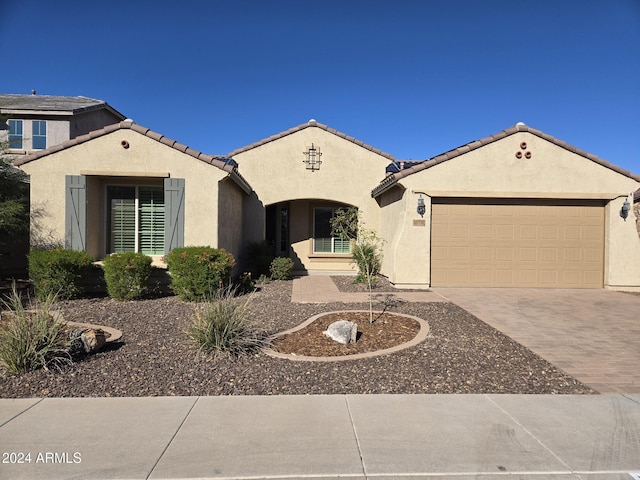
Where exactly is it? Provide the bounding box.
[323,320,358,344]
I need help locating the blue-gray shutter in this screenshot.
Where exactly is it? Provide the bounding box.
[65,175,86,251]
[164,178,185,253]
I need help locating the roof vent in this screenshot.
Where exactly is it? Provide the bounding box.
[516,121,526,126]
[308,118,316,125]
[123,118,134,123]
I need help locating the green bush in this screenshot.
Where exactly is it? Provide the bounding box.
[0,287,71,373]
[165,246,235,301]
[269,257,294,280]
[102,252,152,300]
[352,242,382,283]
[28,248,93,300]
[185,287,264,356]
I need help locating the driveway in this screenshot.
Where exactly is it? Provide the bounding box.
[432,288,640,394]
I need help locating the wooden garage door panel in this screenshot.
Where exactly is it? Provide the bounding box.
[431,200,604,288]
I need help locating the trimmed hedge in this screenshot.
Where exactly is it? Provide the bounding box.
[28,248,93,300]
[165,246,235,301]
[102,252,152,300]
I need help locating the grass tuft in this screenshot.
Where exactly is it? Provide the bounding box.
[0,286,71,374]
[185,287,265,357]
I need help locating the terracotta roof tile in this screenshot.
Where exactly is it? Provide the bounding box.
[372,124,640,197]
[14,121,252,194]
[227,120,396,161]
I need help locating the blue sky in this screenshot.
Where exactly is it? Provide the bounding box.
[1,0,639,174]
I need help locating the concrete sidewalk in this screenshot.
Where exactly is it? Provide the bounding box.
[1,394,640,479]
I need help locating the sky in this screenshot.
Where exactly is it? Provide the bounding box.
[1,0,639,174]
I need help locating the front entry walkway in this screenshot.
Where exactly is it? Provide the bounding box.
[433,288,640,394]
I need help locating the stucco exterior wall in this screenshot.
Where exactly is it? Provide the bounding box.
[233,125,390,271]
[20,129,233,260]
[382,132,640,289]
[218,177,244,266]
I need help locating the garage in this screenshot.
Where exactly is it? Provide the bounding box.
[430,198,605,288]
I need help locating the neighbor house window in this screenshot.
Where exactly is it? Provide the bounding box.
[108,185,165,255]
[313,207,351,254]
[32,120,46,149]
[8,120,22,149]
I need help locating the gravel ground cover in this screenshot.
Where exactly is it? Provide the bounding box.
[0,280,595,397]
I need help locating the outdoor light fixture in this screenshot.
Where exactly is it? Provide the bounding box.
[417,195,426,217]
[303,144,322,172]
[621,196,631,221]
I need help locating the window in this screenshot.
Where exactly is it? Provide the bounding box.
[32,120,46,149]
[8,120,22,149]
[313,207,351,254]
[108,186,165,255]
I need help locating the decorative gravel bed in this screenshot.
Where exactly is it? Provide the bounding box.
[0,280,595,397]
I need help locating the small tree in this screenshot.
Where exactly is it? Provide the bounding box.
[330,207,384,323]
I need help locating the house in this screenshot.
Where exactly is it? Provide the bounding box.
[14,119,640,291]
[0,93,125,157]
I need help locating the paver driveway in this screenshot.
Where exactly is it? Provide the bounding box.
[432,288,640,394]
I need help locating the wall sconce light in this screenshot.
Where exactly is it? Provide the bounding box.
[621,197,631,221]
[303,144,322,172]
[417,195,426,217]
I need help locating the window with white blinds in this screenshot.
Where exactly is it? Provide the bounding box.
[108,186,165,255]
[313,207,351,254]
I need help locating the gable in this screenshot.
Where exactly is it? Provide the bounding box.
[373,124,640,198]
[16,121,251,194]
[231,122,393,207]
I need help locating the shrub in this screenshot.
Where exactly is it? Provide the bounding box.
[165,246,235,302]
[269,257,294,280]
[102,252,152,300]
[185,287,264,356]
[28,248,93,300]
[0,287,71,373]
[236,271,256,294]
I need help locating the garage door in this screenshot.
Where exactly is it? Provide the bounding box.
[431,199,604,288]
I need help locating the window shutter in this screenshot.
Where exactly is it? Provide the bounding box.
[65,175,86,251]
[164,178,185,253]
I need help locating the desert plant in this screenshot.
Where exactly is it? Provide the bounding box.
[269,257,294,280]
[165,246,235,301]
[330,207,384,323]
[102,252,152,300]
[235,271,256,294]
[185,286,264,356]
[0,287,71,373]
[28,248,93,300]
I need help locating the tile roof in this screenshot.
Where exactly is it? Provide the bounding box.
[0,94,125,119]
[227,119,396,161]
[14,121,252,194]
[372,123,640,198]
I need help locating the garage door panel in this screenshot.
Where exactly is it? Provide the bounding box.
[431,201,604,288]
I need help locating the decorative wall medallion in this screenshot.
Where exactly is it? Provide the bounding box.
[303,144,322,171]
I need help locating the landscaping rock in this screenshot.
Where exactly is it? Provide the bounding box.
[323,320,358,344]
[69,328,107,354]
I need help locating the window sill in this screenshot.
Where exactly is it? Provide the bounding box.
[309,253,353,259]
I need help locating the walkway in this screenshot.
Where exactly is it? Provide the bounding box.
[291,274,444,303]
[1,394,639,479]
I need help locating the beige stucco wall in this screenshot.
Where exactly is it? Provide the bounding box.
[233,125,391,271]
[20,128,236,261]
[380,131,640,289]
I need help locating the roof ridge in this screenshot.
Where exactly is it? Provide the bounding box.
[227,119,396,161]
[372,124,640,197]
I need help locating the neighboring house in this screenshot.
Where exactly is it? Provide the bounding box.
[0,93,125,157]
[14,119,640,291]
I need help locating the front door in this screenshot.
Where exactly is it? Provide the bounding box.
[266,203,290,257]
